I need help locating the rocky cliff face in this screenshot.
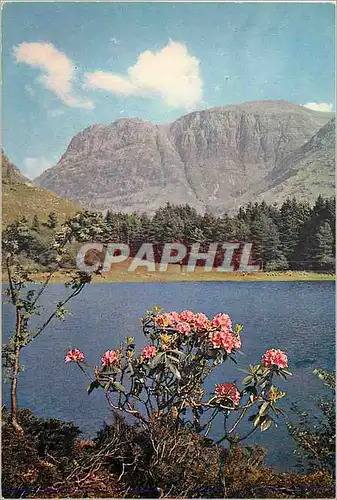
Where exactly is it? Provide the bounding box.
[247,117,335,208]
[35,100,334,214]
[2,151,31,185]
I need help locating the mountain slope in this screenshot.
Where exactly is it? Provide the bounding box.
[251,118,335,206]
[2,151,31,185]
[35,100,334,214]
[213,117,335,213]
[2,153,81,226]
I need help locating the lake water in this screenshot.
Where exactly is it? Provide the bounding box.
[2,281,335,472]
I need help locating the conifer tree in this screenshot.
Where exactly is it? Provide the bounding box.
[250,214,288,270]
[46,212,58,229]
[312,221,334,271]
[31,214,40,231]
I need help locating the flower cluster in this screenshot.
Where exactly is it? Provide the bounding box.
[65,307,291,442]
[65,348,85,363]
[142,345,157,359]
[101,349,120,367]
[210,329,241,353]
[215,383,241,405]
[156,310,210,333]
[155,310,242,355]
[262,349,288,369]
[212,313,232,330]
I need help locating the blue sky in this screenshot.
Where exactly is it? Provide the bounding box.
[2,2,335,179]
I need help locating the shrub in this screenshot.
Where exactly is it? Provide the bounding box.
[67,308,292,446]
[1,407,81,498]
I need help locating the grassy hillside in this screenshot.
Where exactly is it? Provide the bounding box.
[2,183,81,226]
[2,152,81,226]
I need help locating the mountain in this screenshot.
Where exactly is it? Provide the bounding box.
[2,152,81,226]
[251,117,335,207]
[35,100,334,214]
[2,151,31,185]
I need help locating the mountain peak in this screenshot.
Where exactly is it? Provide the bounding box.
[35,100,334,214]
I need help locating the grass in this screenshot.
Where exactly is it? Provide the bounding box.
[16,260,335,283]
[2,183,81,226]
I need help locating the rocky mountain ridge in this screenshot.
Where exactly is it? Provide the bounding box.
[35,100,335,214]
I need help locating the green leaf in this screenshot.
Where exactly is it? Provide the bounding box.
[253,415,261,428]
[260,418,272,432]
[149,353,164,369]
[87,380,100,394]
[166,353,180,363]
[259,402,269,416]
[168,363,181,380]
[112,381,126,393]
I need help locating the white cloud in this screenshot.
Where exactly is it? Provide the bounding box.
[85,40,203,109]
[23,157,54,179]
[13,42,94,109]
[303,102,333,113]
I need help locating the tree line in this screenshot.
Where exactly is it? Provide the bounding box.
[4,195,335,272]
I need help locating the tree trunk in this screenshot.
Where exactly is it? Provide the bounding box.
[11,308,23,434]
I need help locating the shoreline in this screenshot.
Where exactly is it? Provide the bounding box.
[2,269,335,284]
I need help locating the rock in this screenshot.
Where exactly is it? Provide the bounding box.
[35,100,334,214]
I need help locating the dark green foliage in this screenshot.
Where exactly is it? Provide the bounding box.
[4,196,335,272]
[46,212,58,229]
[2,218,58,271]
[311,221,334,271]
[287,369,335,475]
[279,198,311,264]
[250,214,288,270]
[31,215,40,231]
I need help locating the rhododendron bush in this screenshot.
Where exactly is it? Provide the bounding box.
[66,307,292,443]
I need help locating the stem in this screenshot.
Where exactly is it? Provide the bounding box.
[31,232,71,308]
[77,363,93,382]
[29,283,85,343]
[11,307,23,434]
[204,408,219,437]
[237,425,259,442]
[215,412,229,445]
[6,257,16,305]
[228,405,249,434]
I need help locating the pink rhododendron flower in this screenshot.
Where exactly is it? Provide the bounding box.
[101,350,119,367]
[167,312,180,324]
[192,312,211,331]
[232,335,242,350]
[212,313,232,331]
[215,383,241,405]
[262,349,288,369]
[65,349,85,363]
[142,345,157,359]
[176,321,191,335]
[210,329,236,353]
[179,310,195,323]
